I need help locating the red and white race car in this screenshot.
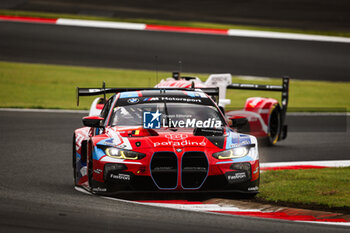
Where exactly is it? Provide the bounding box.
[87,72,289,146]
[155,72,289,145]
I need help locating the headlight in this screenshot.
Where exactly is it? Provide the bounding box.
[105,148,145,160]
[212,146,252,159]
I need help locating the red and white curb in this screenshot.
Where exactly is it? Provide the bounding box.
[135,200,350,226]
[76,160,350,226]
[74,191,350,226]
[1,15,350,43]
[261,160,350,171]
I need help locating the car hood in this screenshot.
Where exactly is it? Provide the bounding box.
[96,126,253,151]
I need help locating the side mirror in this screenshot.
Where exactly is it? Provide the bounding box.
[82,116,104,128]
[228,117,250,133]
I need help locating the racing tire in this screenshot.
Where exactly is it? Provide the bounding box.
[263,105,281,146]
[72,134,77,185]
[246,175,260,199]
[245,193,258,199]
[87,141,94,189]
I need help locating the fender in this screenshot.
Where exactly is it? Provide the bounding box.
[244,97,279,126]
[74,127,91,159]
[226,97,280,138]
[73,127,93,185]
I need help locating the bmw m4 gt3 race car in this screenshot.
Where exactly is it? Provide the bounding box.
[73,87,260,195]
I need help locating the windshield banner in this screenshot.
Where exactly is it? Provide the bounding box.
[143,110,222,129]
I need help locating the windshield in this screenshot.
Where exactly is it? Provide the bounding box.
[109,103,225,128]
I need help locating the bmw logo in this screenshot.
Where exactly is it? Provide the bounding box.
[127,98,139,104]
[176,149,182,153]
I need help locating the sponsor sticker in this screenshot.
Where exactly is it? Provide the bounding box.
[80,167,87,176]
[143,97,159,101]
[92,187,107,192]
[248,186,259,191]
[229,140,250,148]
[228,172,246,180]
[94,169,102,174]
[154,140,206,147]
[89,89,102,93]
[160,97,202,103]
[165,134,188,140]
[225,171,248,184]
[110,173,131,181]
[127,98,139,104]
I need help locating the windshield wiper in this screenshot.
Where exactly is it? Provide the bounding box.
[163,100,177,130]
[163,99,170,126]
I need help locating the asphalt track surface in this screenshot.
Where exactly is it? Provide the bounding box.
[0,110,349,232]
[5,0,350,31]
[1,21,350,81]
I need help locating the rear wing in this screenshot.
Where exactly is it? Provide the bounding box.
[76,84,219,106]
[227,77,289,112]
[227,76,290,128]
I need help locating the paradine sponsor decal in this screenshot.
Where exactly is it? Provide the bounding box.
[154,140,206,147]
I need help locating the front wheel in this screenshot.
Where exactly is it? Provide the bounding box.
[245,193,258,199]
[87,141,94,189]
[72,134,77,184]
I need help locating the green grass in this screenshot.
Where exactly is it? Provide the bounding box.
[257,168,350,209]
[225,78,350,112]
[1,9,350,38]
[0,61,349,111]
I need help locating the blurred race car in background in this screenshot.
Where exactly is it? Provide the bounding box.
[87,72,289,146]
[74,88,260,195]
[156,72,289,146]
